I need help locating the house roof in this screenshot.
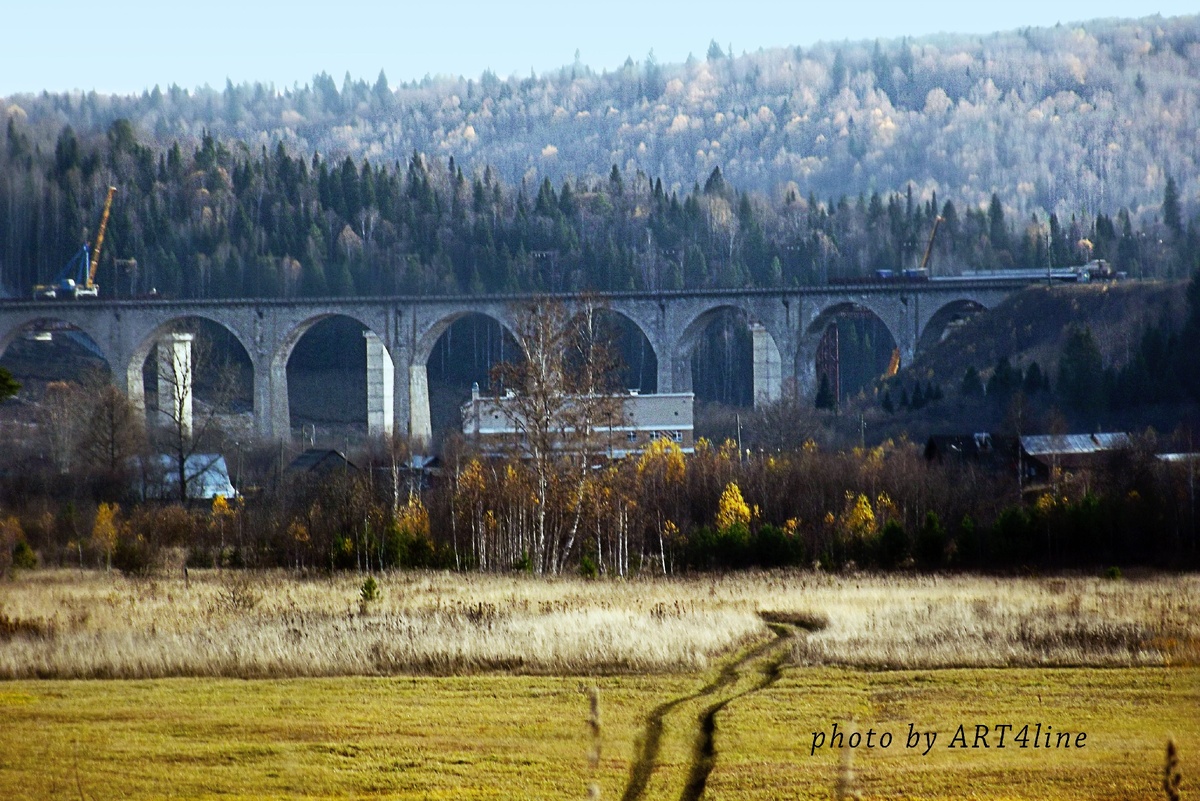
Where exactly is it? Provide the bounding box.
[142,454,237,500]
[286,449,358,474]
[1020,433,1132,457]
[924,433,1019,463]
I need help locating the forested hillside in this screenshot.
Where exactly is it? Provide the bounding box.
[1,14,1199,299]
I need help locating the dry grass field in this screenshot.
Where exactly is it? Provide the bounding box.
[0,569,1197,678]
[1,569,1197,799]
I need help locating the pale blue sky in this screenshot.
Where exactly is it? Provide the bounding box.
[1,0,1195,96]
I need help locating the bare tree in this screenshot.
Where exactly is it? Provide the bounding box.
[490,298,623,573]
[151,331,237,503]
[76,370,145,475]
[39,381,85,474]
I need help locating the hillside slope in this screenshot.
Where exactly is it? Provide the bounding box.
[857,279,1197,443]
[3,15,1197,221]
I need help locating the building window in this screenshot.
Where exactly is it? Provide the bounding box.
[627,431,638,443]
[672,430,683,443]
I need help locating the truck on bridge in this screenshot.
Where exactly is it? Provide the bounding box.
[32,186,116,300]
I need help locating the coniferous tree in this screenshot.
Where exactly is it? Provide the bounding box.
[1058,325,1105,418]
[910,382,925,409]
[0,367,19,401]
[961,366,984,398]
[1163,176,1183,239]
[987,357,1018,403]
[814,374,835,410]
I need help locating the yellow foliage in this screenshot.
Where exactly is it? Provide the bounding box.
[288,519,309,544]
[92,503,120,557]
[0,515,24,546]
[802,439,818,453]
[718,439,740,461]
[211,494,238,521]
[838,492,877,539]
[396,495,430,538]
[1035,493,1058,515]
[458,459,486,495]
[637,437,686,484]
[783,517,800,536]
[716,482,751,531]
[874,492,898,523]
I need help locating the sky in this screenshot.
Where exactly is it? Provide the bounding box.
[1,0,1196,97]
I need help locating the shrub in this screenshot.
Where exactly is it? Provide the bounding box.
[112,534,159,576]
[579,554,598,579]
[878,519,910,569]
[11,540,37,571]
[360,575,380,606]
[915,512,947,567]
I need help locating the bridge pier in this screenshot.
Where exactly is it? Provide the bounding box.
[408,364,432,450]
[156,332,194,437]
[268,350,290,444]
[656,358,675,394]
[364,330,394,439]
[750,323,782,406]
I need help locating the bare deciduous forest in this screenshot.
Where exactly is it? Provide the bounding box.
[2,14,1199,299]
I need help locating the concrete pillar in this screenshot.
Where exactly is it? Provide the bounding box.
[124,351,146,416]
[363,330,394,438]
[251,354,274,440]
[750,323,782,407]
[408,364,432,451]
[269,352,291,444]
[156,332,194,437]
[393,354,411,443]
[656,358,674,394]
[796,336,820,399]
[671,354,693,395]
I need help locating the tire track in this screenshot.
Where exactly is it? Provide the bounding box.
[621,612,823,801]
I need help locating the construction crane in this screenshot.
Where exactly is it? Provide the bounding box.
[919,215,944,274]
[32,186,116,299]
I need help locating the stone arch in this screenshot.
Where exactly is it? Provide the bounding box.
[0,317,114,408]
[413,309,519,372]
[800,301,900,403]
[127,314,256,432]
[804,300,900,342]
[588,307,659,393]
[916,298,988,356]
[273,312,392,442]
[417,310,522,446]
[673,303,782,407]
[0,312,111,366]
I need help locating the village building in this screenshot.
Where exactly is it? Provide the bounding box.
[461,384,694,459]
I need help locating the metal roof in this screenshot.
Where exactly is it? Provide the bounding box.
[1020,433,1131,456]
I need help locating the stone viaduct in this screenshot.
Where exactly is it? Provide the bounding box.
[0,279,1027,447]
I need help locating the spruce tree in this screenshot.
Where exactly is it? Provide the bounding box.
[815,374,835,410]
[0,367,19,401]
[1163,176,1183,239]
[961,366,984,397]
[1058,325,1105,417]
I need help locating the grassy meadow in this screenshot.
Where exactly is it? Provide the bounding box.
[1,569,1197,798]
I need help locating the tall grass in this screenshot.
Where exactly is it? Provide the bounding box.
[0,569,1195,679]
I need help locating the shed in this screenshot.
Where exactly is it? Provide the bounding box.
[286,448,358,475]
[139,454,238,501]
